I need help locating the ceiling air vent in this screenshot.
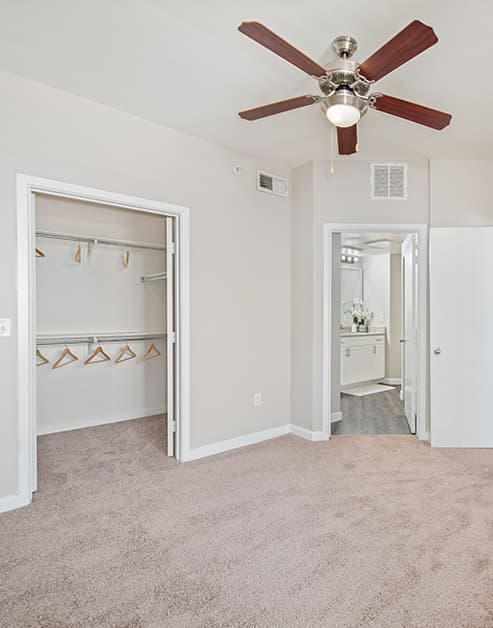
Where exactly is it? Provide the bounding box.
[257,170,288,198]
[371,163,407,200]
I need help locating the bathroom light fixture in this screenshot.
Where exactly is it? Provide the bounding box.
[341,246,361,264]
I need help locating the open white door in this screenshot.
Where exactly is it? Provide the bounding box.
[166,217,176,456]
[401,235,417,433]
[430,227,493,447]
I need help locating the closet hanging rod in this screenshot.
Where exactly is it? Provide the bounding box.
[36,332,166,346]
[36,230,166,252]
[140,272,167,283]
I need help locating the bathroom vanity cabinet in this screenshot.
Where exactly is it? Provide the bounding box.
[340,332,385,386]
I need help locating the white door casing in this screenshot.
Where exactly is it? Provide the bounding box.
[166,217,176,456]
[13,174,190,514]
[402,235,417,433]
[323,223,428,441]
[430,227,493,447]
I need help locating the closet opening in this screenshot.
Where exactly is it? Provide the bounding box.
[16,175,190,506]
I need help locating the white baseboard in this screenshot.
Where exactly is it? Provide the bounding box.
[331,411,342,423]
[290,424,328,441]
[0,493,30,514]
[37,406,166,436]
[419,430,430,443]
[383,378,402,385]
[184,424,291,461]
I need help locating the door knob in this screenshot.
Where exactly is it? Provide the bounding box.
[400,338,406,343]
[433,347,441,355]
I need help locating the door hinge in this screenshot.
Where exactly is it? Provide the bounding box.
[170,331,176,343]
[171,420,177,432]
[169,242,176,255]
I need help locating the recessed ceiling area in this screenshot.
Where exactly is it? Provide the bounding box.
[0,0,487,166]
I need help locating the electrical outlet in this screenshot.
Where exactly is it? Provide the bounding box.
[254,393,262,407]
[0,318,11,337]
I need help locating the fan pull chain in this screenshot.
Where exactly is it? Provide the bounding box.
[329,124,335,175]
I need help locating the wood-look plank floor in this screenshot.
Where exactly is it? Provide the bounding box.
[333,387,411,435]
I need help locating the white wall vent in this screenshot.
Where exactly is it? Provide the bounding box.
[370,163,407,200]
[257,170,289,198]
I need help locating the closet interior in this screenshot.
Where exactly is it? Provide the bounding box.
[34,194,176,481]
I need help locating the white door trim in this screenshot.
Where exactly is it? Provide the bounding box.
[322,223,428,441]
[15,174,191,511]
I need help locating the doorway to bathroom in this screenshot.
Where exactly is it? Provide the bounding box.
[322,224,428,439]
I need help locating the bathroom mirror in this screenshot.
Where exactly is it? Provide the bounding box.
[341,266,363,325]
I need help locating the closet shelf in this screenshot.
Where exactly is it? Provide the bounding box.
[140,272,167,283]
[36,332,166,346]
[36,230,166,252]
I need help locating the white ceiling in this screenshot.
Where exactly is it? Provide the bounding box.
[0,0,489,166]
[342,232,407,255]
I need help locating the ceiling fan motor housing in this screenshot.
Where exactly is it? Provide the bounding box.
[332,35,358,58]
[319,50,370,121]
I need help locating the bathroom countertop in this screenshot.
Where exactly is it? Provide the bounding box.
[340,331,385,337]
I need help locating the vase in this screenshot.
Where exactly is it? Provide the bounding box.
[358,324,368,333]
[351,324,358,333]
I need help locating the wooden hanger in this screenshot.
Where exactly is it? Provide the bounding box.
[35,248,45,258]
[84,344,112,365]
[74,243,82,263]
[36,348,50,367]
[123,249,130,269]
[52,346,79,370]
[142,343,161,362]
[115,343,136,364]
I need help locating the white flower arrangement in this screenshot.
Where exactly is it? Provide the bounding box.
[342,298,373,326]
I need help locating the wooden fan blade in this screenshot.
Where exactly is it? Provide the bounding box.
[373,94,451,130]
[239,95,317,120]
[358,20,438,82]
[238,21,327,77]
[337,125,358,155]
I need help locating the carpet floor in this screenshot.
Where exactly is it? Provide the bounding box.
[1,416,493,627]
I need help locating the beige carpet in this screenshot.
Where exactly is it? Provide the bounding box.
[1,416,493,627]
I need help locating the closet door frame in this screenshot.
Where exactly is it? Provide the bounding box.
[16,174,191,509]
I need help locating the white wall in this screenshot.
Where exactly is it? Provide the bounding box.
[36,196,166,434]
[363,254,390,328]
[430,159,493,226]
[291,162,314,431]
[0,70,291,501]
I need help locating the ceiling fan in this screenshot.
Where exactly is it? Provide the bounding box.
[237,20,452,155]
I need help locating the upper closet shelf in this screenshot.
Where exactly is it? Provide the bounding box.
[36,229,166,252]
[37,331,166,346]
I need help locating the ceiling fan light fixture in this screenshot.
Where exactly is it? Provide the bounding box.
[326,103,360,128]
[322,89,367,128]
